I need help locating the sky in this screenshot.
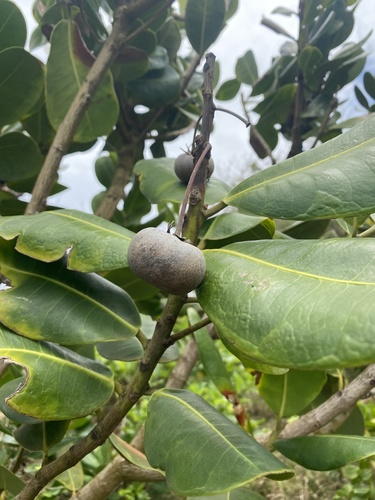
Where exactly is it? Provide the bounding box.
[14,0,375,212]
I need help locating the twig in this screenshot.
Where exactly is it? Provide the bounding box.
[214,106,250,127]
[204,200,227,218]
[174,142,211,237]
[183,53,216,244]
[168,317,212,344]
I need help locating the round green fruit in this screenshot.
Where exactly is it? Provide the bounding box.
[127,228,206,296]
[174,153,214,184]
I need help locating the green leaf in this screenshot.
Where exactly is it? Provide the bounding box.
[55,462,84,492]
[0,209,134,272]
[235,50,258,86]
[127,65,181,108]
[0,132,43,183]
[0,378,41,424]
[0,0,27,50]
[97,337,144,361]
[215,79,241,101]
[188,486,266,500]
[0,325,114,420]
[258,370,327,417]
[354,85,369,110]
[0,465,25,496]
[363,71,375,99]
[157,18,181,60]
[197,239,375,370]
[188,308,234,395]
[298,46,322,82]
[95,154,117,189]
[0,240,140,345]
[225,114,375,220]
[112,46,149,82]
[46,20,119,142]
[185,0,226,54]
[134,158,230,205]
[274,435,375,471]
[144,389,292,495]
[110,434,163,473]
[13,420,70,451]
[200,213,275,248]
[0,48,44,128]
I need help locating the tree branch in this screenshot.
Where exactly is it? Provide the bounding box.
[278,364,375,440]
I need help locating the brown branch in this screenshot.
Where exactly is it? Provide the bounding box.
[72,457,164,500]
[183,52,216,244]
[278,364,375,440]
[168,317,212,344]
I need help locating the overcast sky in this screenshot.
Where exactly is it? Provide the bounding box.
[15,0,375,211]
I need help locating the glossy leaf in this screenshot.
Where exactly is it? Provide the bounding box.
[188,308,234,395]
[13,420,70,451]
[0,326,114,420]
[0,466,24,496]
[112,46,149,81]
[0,0,27,50]
[96,337,144,361]
[225,114,375,220]
[274,435,375,471]
[298,46,322,81]
[0,240,140,345]
[0,209,134,272]
[363,71,375,99]
[144,389,292,495]
[55,462,84,492]
[0,132,43,183]
[216,79,241,101]
[235,50,258,86]
[198,239,375,370]
[46,20,118,142]
[110,434,163,473]
[134,158,230,205]
[185,0,225,54]
[0,48,44,128]
[157,18,181,60]
[127,65,181,108]
[200,213,275,248]
[258,370,327,417]
[189,487,266,500]
[0,378,41,424]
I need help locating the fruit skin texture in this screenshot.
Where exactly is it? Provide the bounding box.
[174,153,214,184]
[127,228,206,296]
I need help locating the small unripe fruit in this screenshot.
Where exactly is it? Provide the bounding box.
[127,228,206,296]
[174,153,214,184]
